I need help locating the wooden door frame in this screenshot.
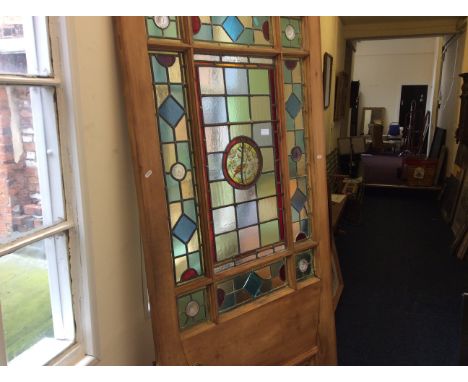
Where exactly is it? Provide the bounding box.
[113,16,336,365]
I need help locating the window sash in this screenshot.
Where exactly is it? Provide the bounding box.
[0,16,77,365]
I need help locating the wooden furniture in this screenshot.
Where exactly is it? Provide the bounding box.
[114,16,336,365]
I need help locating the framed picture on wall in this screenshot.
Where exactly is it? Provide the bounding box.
[323,52,333,109]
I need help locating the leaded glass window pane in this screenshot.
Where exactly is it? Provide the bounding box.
[280,17,302,48]
[196,55,285,268]
[192,17,272,47]
[150,51,205,285]
[146,16,180,39]
[283,59,312,242]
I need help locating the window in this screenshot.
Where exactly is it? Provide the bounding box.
[0,16,77,365]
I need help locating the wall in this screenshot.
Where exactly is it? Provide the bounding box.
[352,37,437,134]
[320,17,346,155]
[437,30,466,176]
[65,17,154,365]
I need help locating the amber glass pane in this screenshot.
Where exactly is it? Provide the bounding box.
[216,260,286,313]
[195,55,284,268]
[150,51,204,285]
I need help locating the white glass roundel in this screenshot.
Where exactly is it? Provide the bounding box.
[171,162,186,181]
[298,258,309,273]
[285,25,296,41]
[153,16,170,30]
[185,301,200,317]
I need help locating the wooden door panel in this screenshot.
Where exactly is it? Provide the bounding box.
[182,281,321,365]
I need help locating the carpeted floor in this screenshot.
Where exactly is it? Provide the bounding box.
[334,188,468,365]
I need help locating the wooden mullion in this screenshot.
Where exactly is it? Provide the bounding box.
[273,16,297,290]
[113,16,187,365]
[302,16,337,365]
[192,41,280,57]
[179,16,219,324]
[174,276,212,297]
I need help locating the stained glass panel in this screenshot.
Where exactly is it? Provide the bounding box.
[192,17,272,46]
[280,17,302,48]
[196,55,284,267]
[146,16,180,39]
[216,260,286,313]
[283,59,312,242]
[150,51,204,285]
[295,250,315,282]
[177,289,209,329]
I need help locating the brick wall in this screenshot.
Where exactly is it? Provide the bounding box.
[0,85,42,238]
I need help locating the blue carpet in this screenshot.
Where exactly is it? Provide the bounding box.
[334,188,468,365]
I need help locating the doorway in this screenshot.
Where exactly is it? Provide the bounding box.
[398,84,428,128]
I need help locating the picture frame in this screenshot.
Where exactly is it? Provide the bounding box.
[323,52,333,109]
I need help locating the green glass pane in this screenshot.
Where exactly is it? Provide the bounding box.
[293,84,302,101]
[147,18,162,37]
[165,21,178,38]
[215,231,239,261]
[256,172,276,198]
[230,124,251,138]
[291,206,300,223]
[159,118,174,143]
[183,200,197,221]
[258,196,278,222]
[166,175,181,202]
[210,181,233,208]
[188,252,202,275]
[281,33,289,48]
[152,56,167,83]
[295,131,305,151]
[196,24,213,41]
[253,122,273,146]
[286,113,295,131]
[212,16,227,25]
[177,294,191,313]
[173,236,186,257]
[248,69,270,95]
[227,96,250,122]
[289,156,297,178]
[261,148,274,172]
[237,29,254,45]
[260,220,280,246]
[250,96,271,121]
[283,65,292,84]
[170,84,185,106]
[177,142,191,169]
[298,176,307,195]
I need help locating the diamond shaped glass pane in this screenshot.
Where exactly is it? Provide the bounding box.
[173,214,197,243]
[285,93,301,119]
[159,95,184,127]
[291,188,307,213]
[222,16,244,42]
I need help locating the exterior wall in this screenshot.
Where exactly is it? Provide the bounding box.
[320,17,346,155]
[352,37,437,135]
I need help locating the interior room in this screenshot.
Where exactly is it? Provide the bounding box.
[0,14,467,369]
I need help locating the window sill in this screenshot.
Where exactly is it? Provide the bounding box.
[9,338,74,366]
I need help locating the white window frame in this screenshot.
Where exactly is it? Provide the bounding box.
[0,16,97,366]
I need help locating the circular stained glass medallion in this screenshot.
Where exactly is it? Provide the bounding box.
[285,24,296,41]
[223,136,263,189]
[291,146,303,162]
[171,162,186,181]
[298,258,309,273]
[185,300,200,318]
[153,16,170,30]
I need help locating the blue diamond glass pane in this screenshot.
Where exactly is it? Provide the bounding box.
[291,188,307,213]
[223,16,244,42]
[159,95,184,128]
[173,214,197,243]
[243,272,263,297]
[285,93,302,119]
